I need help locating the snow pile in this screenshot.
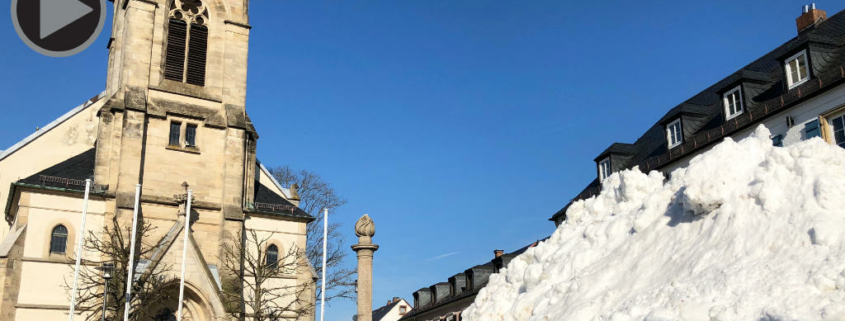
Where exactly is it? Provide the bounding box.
[465,126,845,321]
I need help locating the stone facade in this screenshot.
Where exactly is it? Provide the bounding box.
[0,0,316,320]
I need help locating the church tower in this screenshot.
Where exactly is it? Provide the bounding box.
[95,0,257,219]
[0,1,315,320]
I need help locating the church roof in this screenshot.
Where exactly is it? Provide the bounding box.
[251,182,312,221]
[18,148,96,191]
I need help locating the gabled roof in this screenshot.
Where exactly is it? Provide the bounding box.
[18,148,96,189]
[656,103,712,126]
[249,182,313,221]
[594,143,636,162]
[258,162,292,199]
[352,299,409,321]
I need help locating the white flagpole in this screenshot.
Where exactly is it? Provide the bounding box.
[177,189,192,321]
[320,208,328,321]
[124,184,141,321]
[69,179,92,321]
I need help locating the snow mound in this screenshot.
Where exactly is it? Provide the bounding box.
[464,126,845,321]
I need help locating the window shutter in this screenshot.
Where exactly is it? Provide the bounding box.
[772,134,784,147]
[804,119,821,139]
[186,24,208,86]
[164,19,187,82]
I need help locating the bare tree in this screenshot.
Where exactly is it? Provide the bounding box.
[269,166,356,304]
[66,216,174,321]
[220,229,315,321]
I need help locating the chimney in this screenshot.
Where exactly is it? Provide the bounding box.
[494,249,504,258]
[393,297,401,304]
[796,3,827,33]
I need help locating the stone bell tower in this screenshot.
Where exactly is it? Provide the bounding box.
[94,0,259,221]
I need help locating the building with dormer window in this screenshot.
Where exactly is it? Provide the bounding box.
[552,4,845,226]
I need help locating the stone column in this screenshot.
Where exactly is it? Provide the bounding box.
[351,215,378,321]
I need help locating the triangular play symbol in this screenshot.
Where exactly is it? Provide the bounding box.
[39,0,94,40]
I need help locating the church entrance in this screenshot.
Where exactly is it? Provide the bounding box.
[144,283,212,321]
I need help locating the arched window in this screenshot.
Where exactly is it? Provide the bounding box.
[266,244,279,269]
[50,225,69,254]
[165,0,209,86]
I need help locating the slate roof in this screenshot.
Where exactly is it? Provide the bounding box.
[8,147,311,221]
[18,148,96,192]
[249,182,312,220]
[551,8,845,222]
[400,238,547,320]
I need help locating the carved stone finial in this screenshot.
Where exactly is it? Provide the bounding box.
[354,214,375,238]
[174,191,195,216]
[290,183,300,200]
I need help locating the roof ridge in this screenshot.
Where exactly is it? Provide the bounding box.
[0,91,106,162]
[618,8,845,150]
[258,161,292,199]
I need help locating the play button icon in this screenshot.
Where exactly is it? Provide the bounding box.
[11,0,106,57]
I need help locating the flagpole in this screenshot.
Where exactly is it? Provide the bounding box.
[68,179,92,321]
[124,184,141,321]
[320,208,328,321]
[177,189,192,321]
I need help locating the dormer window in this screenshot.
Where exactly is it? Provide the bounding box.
[666,119,683,149]
[785,50,809,88]
[723,86,744,120]
[598,158,611,181]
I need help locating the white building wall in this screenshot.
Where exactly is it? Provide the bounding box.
[379,299,412,321]
[12,193,105,321]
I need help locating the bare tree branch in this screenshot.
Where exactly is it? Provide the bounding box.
[270,166,356,304]
[65,216,174,321]
[220,229,315,321]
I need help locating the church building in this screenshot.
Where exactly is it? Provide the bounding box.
[0,0,316,320]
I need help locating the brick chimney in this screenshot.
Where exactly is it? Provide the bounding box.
[796,3,827,33]
[494,249,504,258]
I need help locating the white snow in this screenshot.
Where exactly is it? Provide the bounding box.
[464,126,845,321]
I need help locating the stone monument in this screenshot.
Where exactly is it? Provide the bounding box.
[352,214,379,321]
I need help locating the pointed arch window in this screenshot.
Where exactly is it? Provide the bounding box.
[165,0,209,86]
[266,244,279,270]
[50,225,69,254]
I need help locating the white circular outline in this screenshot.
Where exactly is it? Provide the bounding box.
[10,0,107,57]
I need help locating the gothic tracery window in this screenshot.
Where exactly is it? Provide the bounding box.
[165,0,208,86]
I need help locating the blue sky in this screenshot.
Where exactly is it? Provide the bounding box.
[3,1,844,320]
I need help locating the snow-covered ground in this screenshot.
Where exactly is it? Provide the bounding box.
[465,126,845,321]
